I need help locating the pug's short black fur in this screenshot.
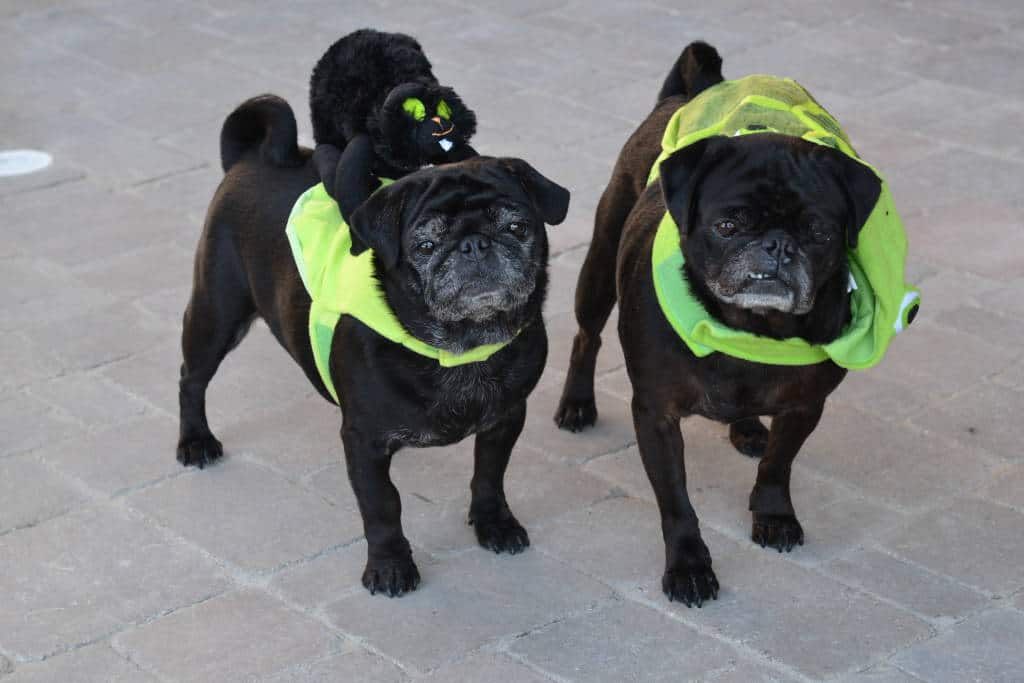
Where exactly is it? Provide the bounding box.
[554,42,881,606]
[179,94,569,597]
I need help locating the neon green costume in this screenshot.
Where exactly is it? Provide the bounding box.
[648,75,920,369]
[286,182,513,403]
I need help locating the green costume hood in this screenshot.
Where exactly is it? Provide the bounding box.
[286,182,513,403]
[648,75,920,369]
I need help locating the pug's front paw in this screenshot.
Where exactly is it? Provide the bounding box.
[663,537,719,607]
[362,556,421,597]
[752,513,804,552]
[554,394,597,432]
[176,432,223,469]
[470,511,530,554]
[662,564,719,607]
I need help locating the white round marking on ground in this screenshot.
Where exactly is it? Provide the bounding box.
[0,149,53,177]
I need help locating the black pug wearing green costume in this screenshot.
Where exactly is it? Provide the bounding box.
[309,29,478,221]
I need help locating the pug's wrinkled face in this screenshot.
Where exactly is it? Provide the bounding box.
[347,158,569,345]
[661,134,880,317]
[404,188,540,323]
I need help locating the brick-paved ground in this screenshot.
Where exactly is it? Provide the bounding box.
[2,1,1023,681]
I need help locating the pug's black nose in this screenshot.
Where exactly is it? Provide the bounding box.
[762,233,796,264]
[459,234,491,261]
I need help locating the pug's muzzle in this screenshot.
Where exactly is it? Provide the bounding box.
[708,231,816,314]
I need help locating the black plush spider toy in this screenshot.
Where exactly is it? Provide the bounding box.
[309,29,478,220]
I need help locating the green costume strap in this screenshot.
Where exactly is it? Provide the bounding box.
[286,182,513,403]
[648,75,920,369]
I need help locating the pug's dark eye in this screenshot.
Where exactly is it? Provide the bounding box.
[416,241,435,255]
[507,222,527,239]
[714,220,737,237]
[810,226,831,244]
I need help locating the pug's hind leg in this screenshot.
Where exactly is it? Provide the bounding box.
[749,404,823,552]
[729,417,769,458]
[555,175,636,432]
[343,426,420,597]
[469,401,529,554]
[177,244,256,469]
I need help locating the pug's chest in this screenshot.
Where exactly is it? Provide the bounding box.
[686,356,845,422]
[389,363,534,448]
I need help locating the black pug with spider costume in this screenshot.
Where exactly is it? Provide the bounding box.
[309,29,478,221]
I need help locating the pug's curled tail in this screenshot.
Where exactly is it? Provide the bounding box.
[220,94,303,173]
[657,41,724,102]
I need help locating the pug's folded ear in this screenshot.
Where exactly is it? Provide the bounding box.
[499,158,571,225]
[658,136,721,234]
[347,182,406,270]
[812,145,882,249]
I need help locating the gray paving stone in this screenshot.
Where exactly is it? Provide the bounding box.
[0,332,62,392]
[1,180,184,269]
[883,498,1024,595]
[893,608,1024,683]
[113,589,346,683]
[25,304,173,374]
[646,542,931,679]
[910,382,1024,463]
[936,305,1024,357]
[72,243,194,304]
[218,393,344,478]
[0,391,80,457]
[125,458,363,572]
[132,285,192,326]
[2,642,158,683]
[510,600,740,682]
[519,384,637,466]
[323,550,613,674]
[984,464,1024,510]
[834,665,925,683]
[0,258,114,334]
[799,403,1003,510]
[27,374,147,428]
[585,427,909,565]
[422,652,548,682]
[268,541,374,610]
[34,415,183,496]
[103,326,314,427]
[0,503,228,659]
[530,495,679,589]
[263,647,409,683]
[543,310,625,377]
[862,319,1018,403]
[0,454,86,535]
[825,548,988,621]
[708,659,801,682]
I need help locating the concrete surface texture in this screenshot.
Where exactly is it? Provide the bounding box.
[2,0,1023,681]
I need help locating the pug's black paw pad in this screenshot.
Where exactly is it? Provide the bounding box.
[362,556,420,597]
[729,418,769,458]
[471,514,530,554]
[554,394,597,433]
[176,433,223,469]
[662,564,719,607]
[752,513,804,553]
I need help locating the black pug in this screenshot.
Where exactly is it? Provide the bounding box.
[309,29,478,222]
[554,42,917,606]
[177,94,569,596]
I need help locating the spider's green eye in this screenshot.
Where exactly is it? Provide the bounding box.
[402,97,426,122]
[436,99,452,120]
